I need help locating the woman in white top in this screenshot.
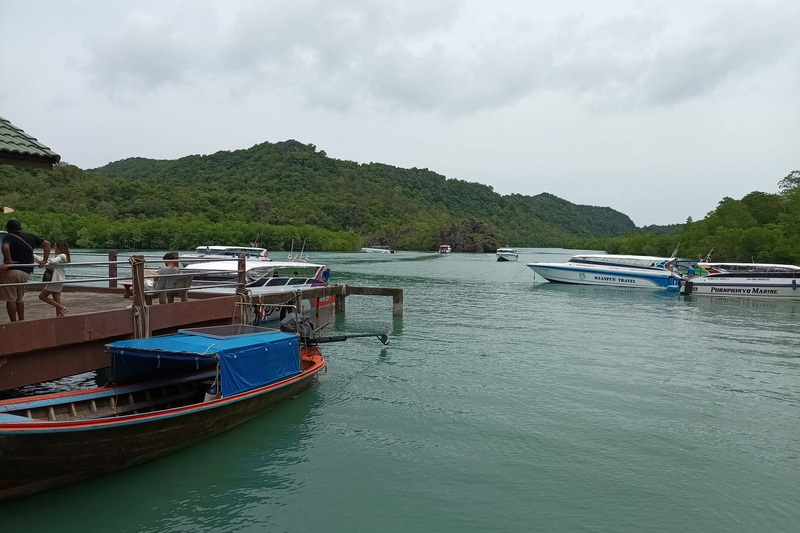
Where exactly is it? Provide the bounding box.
[38,240,71,316]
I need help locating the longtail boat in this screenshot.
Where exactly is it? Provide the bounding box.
[0,325,326,501]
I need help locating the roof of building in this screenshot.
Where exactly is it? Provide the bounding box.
[0,116,61,169]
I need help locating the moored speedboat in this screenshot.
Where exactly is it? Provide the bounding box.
[438,244,452,254]
[680,262,800,299]
[182,259,334,322]
[496,248,518,262]
[0,325,326,501]
[527,254,683,289]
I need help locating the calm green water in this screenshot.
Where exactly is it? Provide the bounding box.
[2,249,799,532]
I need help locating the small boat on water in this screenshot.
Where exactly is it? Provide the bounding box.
[361,245,394,254]
[527,254,683,289]
[0,325,326,502]
[438,245,452,254]
[680,262,800,299]
[496,248,519,262]
[183,259,334,322]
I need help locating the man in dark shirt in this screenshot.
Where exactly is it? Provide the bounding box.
[0,219,50,321]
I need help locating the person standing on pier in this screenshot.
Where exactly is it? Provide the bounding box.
[0,219,51,321]
[38,240,71,316]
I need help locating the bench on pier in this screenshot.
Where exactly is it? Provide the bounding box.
[122,273,195,305]
[147,274,194,305]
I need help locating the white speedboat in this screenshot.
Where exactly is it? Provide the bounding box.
[496,248,518,262]
[361,245,394,254]
[438,245,452,254]
[184,245,270,261]
[183,259,333,322]
[680,262,800,299]
[527,254,683,289]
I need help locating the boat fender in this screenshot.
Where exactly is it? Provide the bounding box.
[203,385,219,403]
[681,280,694,295]
[793,279,797,291]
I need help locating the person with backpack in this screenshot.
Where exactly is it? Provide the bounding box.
[0,219,51,321]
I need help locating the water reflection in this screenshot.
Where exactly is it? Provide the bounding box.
[2,388,323,531]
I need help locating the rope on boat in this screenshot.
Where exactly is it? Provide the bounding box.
[133,304,151,338]
[236,286,253,325]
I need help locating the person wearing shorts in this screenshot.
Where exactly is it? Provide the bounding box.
[0,219,50,321]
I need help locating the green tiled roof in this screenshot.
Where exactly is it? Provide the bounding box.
[0,116,61,169]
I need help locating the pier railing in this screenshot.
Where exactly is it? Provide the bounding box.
[0,251,250,296]
[0,250,403,391]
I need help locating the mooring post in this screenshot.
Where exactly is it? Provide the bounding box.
[130,255,150,338]
[392,289,404,316]
[335,284,346,314]
[130,256,146,309]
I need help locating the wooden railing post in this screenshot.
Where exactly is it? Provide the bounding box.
[130,256,146,309]
[237,254,246,289]
[109,250,118,288]
[130,255,151,338]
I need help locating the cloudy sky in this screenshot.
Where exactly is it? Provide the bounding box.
[2,1,798,226]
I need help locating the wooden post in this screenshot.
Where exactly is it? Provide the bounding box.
[237,254,246,288]
[131,255,146,309]
[109,250,118,288]
[335,284,346,314]
[130,255,150,338]
[393,290,404,317]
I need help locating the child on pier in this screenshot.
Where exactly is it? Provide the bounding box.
[38,241,71,316]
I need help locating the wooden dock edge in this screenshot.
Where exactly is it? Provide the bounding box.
[0,284,402,391]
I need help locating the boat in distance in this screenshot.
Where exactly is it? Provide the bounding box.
[438,244,452,254]
[680,262,800,299]
[0,325,326,502]
[527,254,683,289]
[496,248,519,262]
[361,245,394,254]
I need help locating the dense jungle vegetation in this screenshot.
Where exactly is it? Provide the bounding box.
[569,170,800,263]
[2,139,796,262]
[0,140,635,252]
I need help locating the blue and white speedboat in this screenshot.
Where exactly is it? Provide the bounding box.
[527,254,683,289]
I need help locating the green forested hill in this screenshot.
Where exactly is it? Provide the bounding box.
[1,139,635,251]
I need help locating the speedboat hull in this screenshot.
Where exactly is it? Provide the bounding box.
[528,263,682,289]
[681,274,800,299]
[680,262,800,299]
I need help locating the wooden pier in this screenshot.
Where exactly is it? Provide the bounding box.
[0,256,402,391]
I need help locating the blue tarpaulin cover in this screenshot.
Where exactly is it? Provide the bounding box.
[107,331,301,396]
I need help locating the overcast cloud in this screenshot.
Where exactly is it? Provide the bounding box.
[2,0,798,226]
